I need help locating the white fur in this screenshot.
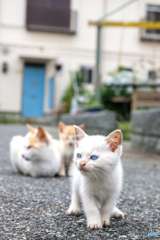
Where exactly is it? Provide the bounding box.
[59,135,75,176]
[10,132,61,177]
[67,133,124,229]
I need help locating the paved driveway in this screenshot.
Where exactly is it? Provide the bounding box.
[0,124,159,239]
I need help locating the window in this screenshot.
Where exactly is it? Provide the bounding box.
[81,67,94,84]
[26,0,77,34]
[141,4,160,41]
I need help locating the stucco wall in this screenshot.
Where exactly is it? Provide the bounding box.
[0,52,22,112]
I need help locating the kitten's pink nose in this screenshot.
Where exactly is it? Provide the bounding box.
[22,154,25,158]
[79,160,86,167]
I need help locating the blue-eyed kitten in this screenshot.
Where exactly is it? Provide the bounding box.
[67,126,124,229]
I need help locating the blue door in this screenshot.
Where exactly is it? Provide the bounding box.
[22,63,45,117]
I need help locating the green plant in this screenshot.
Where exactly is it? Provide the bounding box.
[118,121,131,141]
[61,81,74,113]
[0,113,49,125]
[0,113,19,124]
[100,85,131,119]
[101,87,115,105]
[118,87,131,98]
[61,70,88,113]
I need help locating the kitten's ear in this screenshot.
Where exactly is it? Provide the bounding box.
[105,129,122,152]
[36,127,48,143]
[58,121,66,133]
[26,124,35,134]
[74,125,87,146]
[79,124,85,130]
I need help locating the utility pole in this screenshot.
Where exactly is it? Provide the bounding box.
[90,0,138,103]
[95,25,101,102]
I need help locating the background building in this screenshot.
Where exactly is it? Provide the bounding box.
[0,0,160,117]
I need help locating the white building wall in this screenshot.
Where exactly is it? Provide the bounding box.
[0,51,23,112]
[0,0,102,113]
[0,0,26,27]
[102,0,160,76]
[0,0,160,113]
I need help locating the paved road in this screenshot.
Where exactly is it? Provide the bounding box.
[0,124,160,240]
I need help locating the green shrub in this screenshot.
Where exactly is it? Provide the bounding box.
[61,81,74,113]
[118,121,131,141]
[100,84,132,119]
[101,87,115,105]
[61,70,91,113]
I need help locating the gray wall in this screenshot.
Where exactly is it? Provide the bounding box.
[131,109,160,154]
[0,111,117,136]
[59,111,117,135]
[45,111,117,135]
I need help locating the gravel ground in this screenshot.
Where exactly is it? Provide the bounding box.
[0,124,160,240]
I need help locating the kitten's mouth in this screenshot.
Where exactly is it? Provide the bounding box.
[22,154,30,161]
[68,143,73,146]
[79,168,88,172]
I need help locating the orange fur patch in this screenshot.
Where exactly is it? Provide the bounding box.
[64,126,75,135]
[59,125,75,141]
[27,126,51,148]
[59,122,85,141]
[26,124,35,134]
[105,130,122,152]
[28,134,45,149]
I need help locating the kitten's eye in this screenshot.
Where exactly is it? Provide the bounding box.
[77,153,81,158]
[27,146,32,149]
[91,155,98,160]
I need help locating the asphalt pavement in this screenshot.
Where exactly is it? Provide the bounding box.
[0,124,160,240]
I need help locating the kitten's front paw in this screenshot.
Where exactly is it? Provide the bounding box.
[87,221,102,229]
[102,218,110,227]
[58,171,66,177]
[67,207,81,216]
[112,207,124,219]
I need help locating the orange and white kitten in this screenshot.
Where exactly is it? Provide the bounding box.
[10,124,61,177]
[58,122,85,176]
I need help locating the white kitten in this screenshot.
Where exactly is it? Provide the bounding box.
[67,126,124,229]
[10,124,61,177]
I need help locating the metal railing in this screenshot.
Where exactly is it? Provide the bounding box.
[140,19,160,42]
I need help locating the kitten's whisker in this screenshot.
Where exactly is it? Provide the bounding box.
[91,169,101,185]
[94,166,108,174]
[91,168,107,183]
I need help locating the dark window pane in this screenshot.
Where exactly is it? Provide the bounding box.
[28,0,70,9]
[88,69,92,83]
[80,67,93,84]
[146,5,160,35]
[25,62,45,68]
[26,0,77,33]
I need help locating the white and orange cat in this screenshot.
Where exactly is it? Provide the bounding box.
[67,126,124,229]
[58,122,85,176]
[10,124,61,177]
